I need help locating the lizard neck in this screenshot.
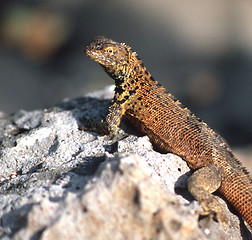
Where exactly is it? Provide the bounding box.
[115,53,157,91]
[112,52,164,105]
[113,54,150,101]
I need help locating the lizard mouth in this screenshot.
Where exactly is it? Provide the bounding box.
[84,48,107,65]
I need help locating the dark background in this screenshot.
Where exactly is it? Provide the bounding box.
[0,1,252,160]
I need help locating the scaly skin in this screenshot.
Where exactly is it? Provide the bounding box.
[84,36,252,228]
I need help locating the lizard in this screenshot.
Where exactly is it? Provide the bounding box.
[83,35,252,229]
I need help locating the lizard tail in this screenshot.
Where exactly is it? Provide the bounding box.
[219,171,252,228]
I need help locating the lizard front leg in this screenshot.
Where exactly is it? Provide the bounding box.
[82,101,125,135]
[187,164,228,225]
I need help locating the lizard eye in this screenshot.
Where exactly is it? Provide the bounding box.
[105,47,114,55]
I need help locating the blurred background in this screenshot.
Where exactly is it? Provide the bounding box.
[0,0,251,168]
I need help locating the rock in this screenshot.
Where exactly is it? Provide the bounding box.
[0,86,251,240]
[34,155,204,240]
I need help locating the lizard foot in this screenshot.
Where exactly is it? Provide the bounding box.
[200,197,228,225]
[80,116,110,135]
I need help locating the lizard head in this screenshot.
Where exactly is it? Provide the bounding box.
[84,36,133,80]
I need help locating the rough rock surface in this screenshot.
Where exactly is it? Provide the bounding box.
[0,86,251,240]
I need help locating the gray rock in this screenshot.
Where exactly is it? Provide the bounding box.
[0,86,251,240]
